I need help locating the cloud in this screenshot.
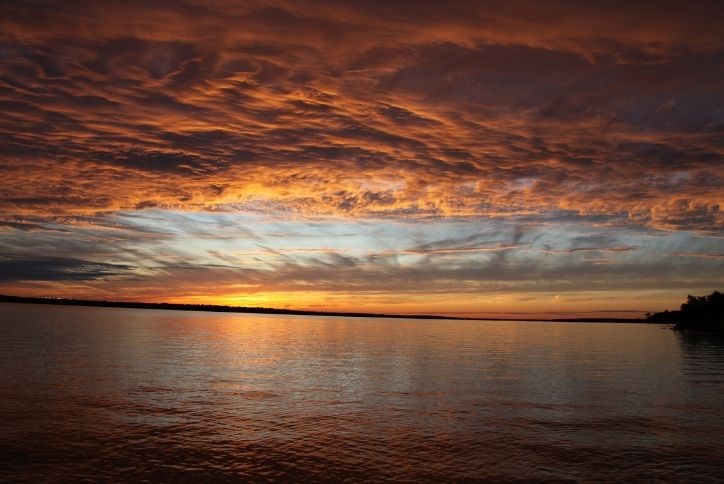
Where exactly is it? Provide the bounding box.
[0,1,721,231]
[0,220,50,231]
[1,211,721,303]
[0,254,134,282]
[540,246,638,254]
[670,252,724,259]
[399,244,518,256]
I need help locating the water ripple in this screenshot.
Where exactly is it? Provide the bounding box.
[1,303,723,481]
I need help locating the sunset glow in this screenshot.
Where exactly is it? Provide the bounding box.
[1,1,723,317]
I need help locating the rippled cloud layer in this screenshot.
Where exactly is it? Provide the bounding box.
[1,1,722,315]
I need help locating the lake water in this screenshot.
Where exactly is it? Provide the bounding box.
[1,303,723,482]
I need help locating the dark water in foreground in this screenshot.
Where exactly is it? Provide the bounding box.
[1,303,723,482]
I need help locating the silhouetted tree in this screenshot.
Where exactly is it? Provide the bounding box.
[644,309,681,324]
[676,291,724,331]
[647,291,724,331]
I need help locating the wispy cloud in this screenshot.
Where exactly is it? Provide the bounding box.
[539,246,638,254]
[669,252,724,259]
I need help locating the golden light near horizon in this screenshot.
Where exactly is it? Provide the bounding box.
[0,1,723,317]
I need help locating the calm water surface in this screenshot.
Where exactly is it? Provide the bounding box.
[1,303,723,482]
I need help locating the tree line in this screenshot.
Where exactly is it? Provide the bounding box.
[646,291,724,332]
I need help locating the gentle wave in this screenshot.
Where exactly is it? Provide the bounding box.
[1,303,723,481]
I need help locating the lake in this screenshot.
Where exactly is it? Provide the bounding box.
[1,303,723,481]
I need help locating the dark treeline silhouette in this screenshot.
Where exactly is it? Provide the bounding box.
[0,295,456,320]
[0,294,644,323]
[646,291,724,332]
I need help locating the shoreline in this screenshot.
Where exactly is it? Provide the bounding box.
[0,294,647,323]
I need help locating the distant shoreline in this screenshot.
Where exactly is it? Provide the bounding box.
[0,294,649,323]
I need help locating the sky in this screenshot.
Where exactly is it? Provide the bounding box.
[1,0,723,318]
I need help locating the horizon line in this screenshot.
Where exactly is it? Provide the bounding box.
[0,294,648,324]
